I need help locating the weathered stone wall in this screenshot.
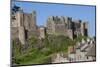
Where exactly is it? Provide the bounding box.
[46,16,88,39]
[11,27,18,40]
[38,27,46,39]
[11,10,37,45]
[18,27,25,45]
[81,22,88,36]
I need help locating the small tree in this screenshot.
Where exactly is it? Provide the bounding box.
[12,5,20,14]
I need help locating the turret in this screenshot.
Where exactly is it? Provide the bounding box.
[81,21,88,36]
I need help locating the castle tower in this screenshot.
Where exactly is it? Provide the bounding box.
[73,20,81,37]
[11,7,38,45]
[46,16,55,34]
[31,11,36,30]
[81,22,88,36]
[16,9,26,45]
[27,11,37,38]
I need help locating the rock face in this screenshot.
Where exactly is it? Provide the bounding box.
[46,16,88,39]
[11,9,37,45]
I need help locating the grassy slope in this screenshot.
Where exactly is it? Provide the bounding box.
[12,34,86,65]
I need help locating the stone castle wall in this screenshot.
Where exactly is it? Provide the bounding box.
[46,16,88,39]
[11,9,88,44]
[11,10,37,45]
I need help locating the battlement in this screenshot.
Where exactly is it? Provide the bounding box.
[46,16,88,39]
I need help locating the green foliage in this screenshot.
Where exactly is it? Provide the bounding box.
[44,35,75,53]
[12,39,23,64]
[12,39,22,57]
[74,34,87,42]
[28,36,38,47]
[12,34,76,65]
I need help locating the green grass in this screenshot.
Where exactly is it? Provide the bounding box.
[13,48,52,65]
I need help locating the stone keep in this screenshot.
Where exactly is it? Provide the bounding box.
[15,10,25,45]
[11,9,37,45]
[46,16,88,39]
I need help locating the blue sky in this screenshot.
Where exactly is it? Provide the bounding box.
[12,1,96,37]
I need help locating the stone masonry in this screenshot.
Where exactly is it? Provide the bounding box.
[46,16,88,39]
[11,9,37,45]
[11,8,88,45]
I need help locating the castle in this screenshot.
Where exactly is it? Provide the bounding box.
[11,8,88,45]
[46,16,88,39]
[11,8,37,45]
